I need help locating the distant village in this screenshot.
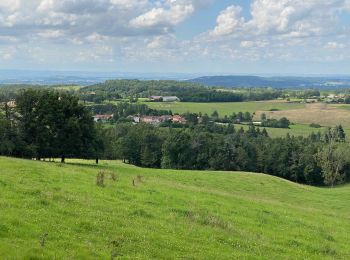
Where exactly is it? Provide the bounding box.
[131,114,186,125]
[92,95,188,124]
[93,113,187,125]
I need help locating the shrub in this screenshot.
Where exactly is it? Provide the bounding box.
[132,175,144,186]
[96,171,106,187]
[310,123,321,128]
[110,172,118,181]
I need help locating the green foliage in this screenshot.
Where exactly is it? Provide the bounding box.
[316,143,350,186]
[345,96,350,104]
[310,123,322,128]
[261,117,290,128]
[100,123,349,186]
[9,89,101,161]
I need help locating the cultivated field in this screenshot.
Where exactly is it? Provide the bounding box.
[254,103,350,128]
[1,157,350,259]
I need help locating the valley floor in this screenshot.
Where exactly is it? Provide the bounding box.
[0,157,349,259]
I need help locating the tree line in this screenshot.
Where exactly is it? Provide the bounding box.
[80,80,284,103]
[1,89,349,186]
[99,122,349,186]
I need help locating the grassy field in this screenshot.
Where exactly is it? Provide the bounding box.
[53,85,83,91]
[144,101,305,116]
[332,104,350,111]
[1,157,350,259]
[255,103,350,128]
[235,124,350,138]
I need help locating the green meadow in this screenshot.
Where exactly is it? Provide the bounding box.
[144,101,305,115]
[332,104,350,111]
[1,157,350,259]
[235,124,350,138]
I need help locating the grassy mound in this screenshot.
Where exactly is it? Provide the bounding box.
[0,157,349,259]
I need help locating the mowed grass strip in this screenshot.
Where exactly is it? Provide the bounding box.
[0,157,350,259]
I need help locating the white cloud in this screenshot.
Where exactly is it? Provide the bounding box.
[211,6,244,36]
[0,0,21,12]
[130,1,194,29]
[146,35,178,49]
[209,0,348,39]
[0,0,350,72]
[37,30,65,39]
[325,41,346,49]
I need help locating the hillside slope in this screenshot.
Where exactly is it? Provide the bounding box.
[0,157,349,259]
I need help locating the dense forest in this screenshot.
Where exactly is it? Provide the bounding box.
[99,123,349,186]
[90,103,172,119]
[1,89,349,187]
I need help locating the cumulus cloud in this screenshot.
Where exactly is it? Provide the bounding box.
[0,0,350,71]
[211,6,244,36]
[208,0,349,40]
[130,1,195,29]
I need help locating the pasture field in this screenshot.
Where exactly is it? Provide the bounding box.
[52,85,82,91]
[234,124,350,138]
[1,157,350,259]
[144,101,305,116]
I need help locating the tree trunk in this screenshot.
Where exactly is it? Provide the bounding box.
[61,156,65,163]
[96,158,99,164]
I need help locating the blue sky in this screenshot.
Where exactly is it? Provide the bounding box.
[0,0,350,75]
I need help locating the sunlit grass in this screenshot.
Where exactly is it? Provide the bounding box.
[1,157,350,259]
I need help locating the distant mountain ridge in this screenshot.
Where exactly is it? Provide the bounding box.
[188,75,350,89]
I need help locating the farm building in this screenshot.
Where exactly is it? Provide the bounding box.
[149,96,180,102]
[162,96,180,102]
[139,115,173,125]
[132,114,185,125]
[172,115,187,124]
[149,96,163,102]
[93,114,113,122]
[1,100,16,108]
[140,116,161,125]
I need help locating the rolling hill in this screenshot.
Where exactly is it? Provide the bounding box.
[0,157,349,259]
[189,75,350,89]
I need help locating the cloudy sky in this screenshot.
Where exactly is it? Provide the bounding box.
[0,0,350,75]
